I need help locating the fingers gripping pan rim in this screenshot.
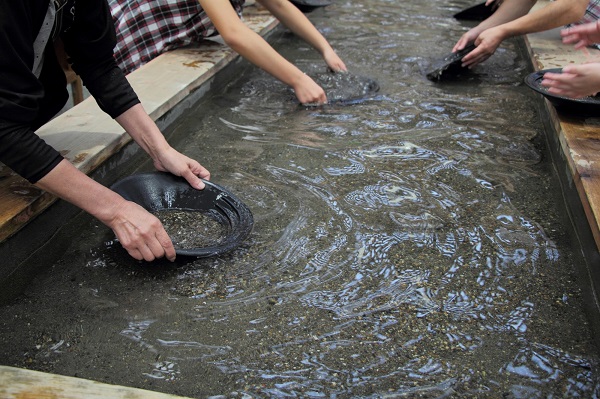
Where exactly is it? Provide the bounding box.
[111,172,254,258]
[524,68,600,116]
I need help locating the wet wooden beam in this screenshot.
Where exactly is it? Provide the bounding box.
[523,6,600,252]
[0,365,193,399]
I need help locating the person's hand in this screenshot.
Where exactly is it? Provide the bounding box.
[452,27,483,53]
[561,20,600,50]
[460,26,505,68]
[114,104,211,190]
[152,146,211,190]
[293,73,328,105]
[108,199,177,262]
[541,63,600,98]
[485,0,502,9]
[33,159,181,262]
[323,48,347,73]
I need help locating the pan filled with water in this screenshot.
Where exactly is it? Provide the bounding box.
[0,0,598,398]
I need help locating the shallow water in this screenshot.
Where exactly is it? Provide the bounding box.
[1,1,599,398]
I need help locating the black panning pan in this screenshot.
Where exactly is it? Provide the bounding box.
[454,1,498,21]
[524,68,600,116]
[111,172,253,258]
[289,0,332,13]
[426,43,476,81]
[302,72,380,106]
[319,72,379,105]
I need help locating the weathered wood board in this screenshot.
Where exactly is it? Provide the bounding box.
[0,365,194,399]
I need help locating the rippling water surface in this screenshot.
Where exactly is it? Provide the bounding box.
[1,1,599,398]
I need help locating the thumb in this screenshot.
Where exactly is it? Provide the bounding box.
[181,170,206,190]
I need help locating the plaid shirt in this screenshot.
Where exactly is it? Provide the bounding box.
[579,0,600,24]
[109,0,245,74]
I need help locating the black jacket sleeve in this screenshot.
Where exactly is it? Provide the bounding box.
[0,0,64,183]
[0,119,63,184]
[0,1,47,124]
[0,0,140,183]
[61,0,140,119]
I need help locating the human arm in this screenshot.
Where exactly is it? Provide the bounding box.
[561,20,600,49]
[35,159,177,262]
[540,63,600,98]
[61,0,209,189]
[0,119,181,262]
[1,98,206,264]
[0,104,208,262]
[455,0,588,68]
[1,100,210,263]
[58,0,208,260]
[115,104,209,190]
[453,0,536,54]
[256,0,347,73]
[199,0,327,104]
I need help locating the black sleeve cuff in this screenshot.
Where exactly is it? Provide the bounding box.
[0,119,64,183]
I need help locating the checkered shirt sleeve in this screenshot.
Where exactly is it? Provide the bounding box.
[579,0,600,24]
[109,0,244,74]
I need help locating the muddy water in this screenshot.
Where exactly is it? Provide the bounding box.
[1,1,599,398]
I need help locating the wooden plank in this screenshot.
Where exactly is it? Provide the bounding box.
[0,177,55,242]
[558,115,600,249]
[0,365,193,399]
[523,5,600,252]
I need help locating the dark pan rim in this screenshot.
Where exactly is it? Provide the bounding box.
[111,172,253,258]
[453,2,495,21]
[426,43,476,81]
[524,68,600,107]
[289,0,332,6]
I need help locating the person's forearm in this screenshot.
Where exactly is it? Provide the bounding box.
[114,102,210,190]
[234,31,307,86]
[200,0,307,88]
[37,158,180,262]
[218,23,308,88]
[476,0,536,31]
[257,0,334,56]
[115,103,171,161]
[35,159,126,224]
[499,0,588,38]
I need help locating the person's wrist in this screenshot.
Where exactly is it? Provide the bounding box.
[496,24,516,40]
[91,191,129,227]
[147,142,173,164]
[289,70,310,89]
